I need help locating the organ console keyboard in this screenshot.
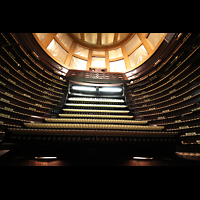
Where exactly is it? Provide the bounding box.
[65,103,127,108]
[4,79,179,145]
[58,114,133,119]
[62,109,130,113]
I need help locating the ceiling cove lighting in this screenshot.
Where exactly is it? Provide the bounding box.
[99,87,122,92]
[133,157,153,160]
[72,86,96,91]
[35,157,57,160]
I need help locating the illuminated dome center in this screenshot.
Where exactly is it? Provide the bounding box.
[67,33,133,49]
[33,33,166,73]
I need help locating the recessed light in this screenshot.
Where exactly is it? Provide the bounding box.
[35,157,57,160]
[133,157,153,160]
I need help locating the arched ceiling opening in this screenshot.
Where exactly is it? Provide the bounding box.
[33,33,167,73]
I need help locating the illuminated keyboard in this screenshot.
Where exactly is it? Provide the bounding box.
[24,122,165,131]
[63,108,130,113]
[46,118,148,124]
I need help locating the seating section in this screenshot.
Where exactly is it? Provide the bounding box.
[125,33,200,146]
[0,33,68,141]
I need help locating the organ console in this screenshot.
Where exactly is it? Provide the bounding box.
[2,32,200,164]
[5,79,178,145]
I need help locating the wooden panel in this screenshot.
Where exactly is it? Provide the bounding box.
[65,69,129,83]
[64,41,77,66]
[137,33,153,55]
[86,49,92,70]
[121,44,131,70]
[42,33,57,48]
[105,50,110,72]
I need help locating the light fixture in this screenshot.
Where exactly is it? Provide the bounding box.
[133,156,153,160]
[99,87,122,92]
[35,157,57,160]
[72,86,96,91]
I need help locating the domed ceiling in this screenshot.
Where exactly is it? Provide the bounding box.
[67,33,133,48]
[33,33,166,73]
